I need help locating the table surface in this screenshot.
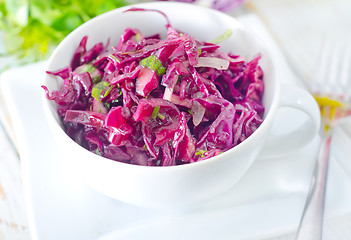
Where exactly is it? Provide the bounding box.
[1,0,351,239]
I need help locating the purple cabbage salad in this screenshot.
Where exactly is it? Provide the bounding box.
[43,8,265,166]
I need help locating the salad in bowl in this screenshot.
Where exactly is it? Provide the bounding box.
[43,7,264,167]
[42,2,279,207]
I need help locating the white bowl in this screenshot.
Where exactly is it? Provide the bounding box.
[43,2,279,208]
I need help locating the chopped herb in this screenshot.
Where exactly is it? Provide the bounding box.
[92,81,110,101]
[103,85,114,98]
[76,64,95,74]
[95,148,102,156]
[104,102,111,109]
[139,55,166,76]
[77,64,102,83]
[121,50,142,55]
[208,29,233,44]
[111,99,120,104]
[151,106,160,119]
[195,149,207,157]
[186,81,191,93]
[157,113,166,120]
[135,33,141,42]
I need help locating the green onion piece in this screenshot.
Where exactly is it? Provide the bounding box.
[151,106,160,119]
[92,74,102,84]
[111,99,120,104]
[76,63,102,83]
[139,55,166,76]
[103,85,114,98]
[95,148,102,156]
[157,113,166,120]
[92,81,110,101]
[195,149,207,157]
[104,102,111,109]
[76,63,94,74]
[135,33,141,42]
[208,29,233,44]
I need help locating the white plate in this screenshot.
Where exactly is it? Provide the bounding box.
[1,15,351,240]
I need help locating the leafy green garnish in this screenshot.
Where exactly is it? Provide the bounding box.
[208,29,233,44]
[92,81,110,101]
[76,64,96,74]
[134,33,141,42]
[139,55,166,76]
[0,0,128,62]
[77,64,101,82]
[195,149,207,157]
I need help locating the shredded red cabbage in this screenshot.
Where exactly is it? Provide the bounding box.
[43,8,264,166]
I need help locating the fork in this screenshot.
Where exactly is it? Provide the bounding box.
[295,37,351,240]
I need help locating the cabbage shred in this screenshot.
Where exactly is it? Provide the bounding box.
[43,8,264,166]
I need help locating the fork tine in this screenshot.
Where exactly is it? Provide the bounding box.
[339,36,351,103]
[328,40,343,99]
[312,39,328,95]
[312,38,336,97]
[326,40,338,96]
[313,35,351,104]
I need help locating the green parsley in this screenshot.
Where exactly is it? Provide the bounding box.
[139,55,166,76]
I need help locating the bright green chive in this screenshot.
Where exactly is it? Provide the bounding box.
[186,81,191,93]
[139,55,166,76]
[151,106,160,119]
